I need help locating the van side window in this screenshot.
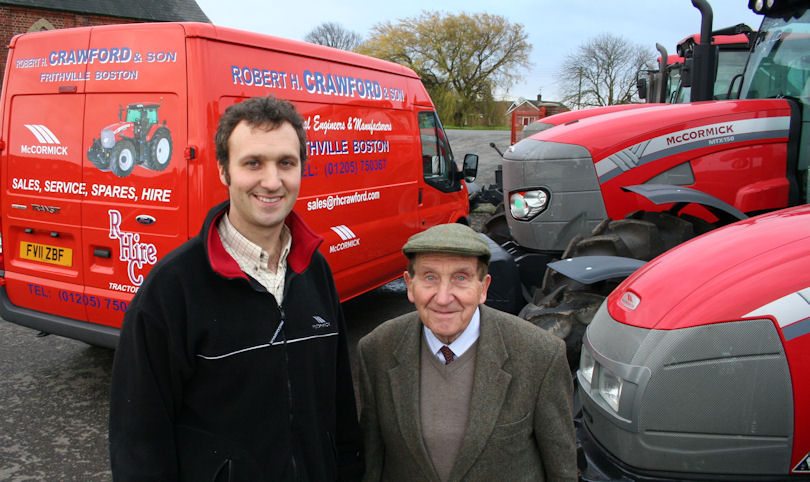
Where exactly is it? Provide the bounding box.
[418,111,459,192]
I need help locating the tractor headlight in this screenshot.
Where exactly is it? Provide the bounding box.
[597,368,624,412]
[509,188,549,220]
[101,129,115,149]
[579,349,595,386]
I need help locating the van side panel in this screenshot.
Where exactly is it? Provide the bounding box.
[190,36,425,300]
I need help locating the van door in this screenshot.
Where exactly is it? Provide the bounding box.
[4,94,88,322]
[417,110,464,226]
[2,27,92,323]
[80,25,188,328]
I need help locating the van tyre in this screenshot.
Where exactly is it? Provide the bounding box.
[526,210,716,370]
[111,139,137,177]
[146,127,172,171]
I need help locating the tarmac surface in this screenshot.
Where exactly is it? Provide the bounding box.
[0,129,510,480]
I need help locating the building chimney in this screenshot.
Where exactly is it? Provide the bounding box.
[537,94,542,102]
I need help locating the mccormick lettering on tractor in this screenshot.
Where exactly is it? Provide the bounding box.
[0,21,478,348]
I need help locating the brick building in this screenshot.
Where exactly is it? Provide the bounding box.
[505,95,569,127]
[0,0,209,90]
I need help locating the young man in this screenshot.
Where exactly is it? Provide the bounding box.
[357,223,576,481]
[109,95,363,481]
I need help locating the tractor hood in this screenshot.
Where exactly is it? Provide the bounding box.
[523,98,793,163]
[102,121,131,133]
[607,204,810,331]
[524,103,662,135]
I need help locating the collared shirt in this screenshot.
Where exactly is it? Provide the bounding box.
[423,307,481,363]
[216,213,291,303]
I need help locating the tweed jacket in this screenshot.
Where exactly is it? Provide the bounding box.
[358,304,577,481]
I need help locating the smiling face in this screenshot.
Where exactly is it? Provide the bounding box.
[404,252,491,345]
[218,120,301,249]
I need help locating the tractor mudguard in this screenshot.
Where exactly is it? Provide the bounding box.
[622,184,748,222]
[547,256,646,285]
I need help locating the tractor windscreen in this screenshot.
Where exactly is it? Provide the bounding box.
[741,11,810,101]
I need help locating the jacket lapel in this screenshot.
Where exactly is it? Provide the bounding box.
[448,305,511,481]
[389,317,439,480]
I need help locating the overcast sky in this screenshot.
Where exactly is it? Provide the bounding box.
[194,0,762,103]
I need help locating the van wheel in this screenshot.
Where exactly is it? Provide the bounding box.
[146,127,172,171]
[111,139,136,177]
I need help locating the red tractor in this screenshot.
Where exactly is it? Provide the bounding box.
[87,102,173,177]
[485,0,810,367]
[576,204,810,479]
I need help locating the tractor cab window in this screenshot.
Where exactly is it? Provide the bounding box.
[126,109,142,123]
[145,108,158,126]
[741,11,810,102]
[418,111,458,192]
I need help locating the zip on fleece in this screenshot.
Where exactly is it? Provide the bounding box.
[279,305,300,480]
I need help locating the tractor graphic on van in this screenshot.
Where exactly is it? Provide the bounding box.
[87,102,172,177]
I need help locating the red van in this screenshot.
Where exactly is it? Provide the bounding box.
[0,22,477,348]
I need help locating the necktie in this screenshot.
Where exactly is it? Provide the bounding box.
[439,345,455,364]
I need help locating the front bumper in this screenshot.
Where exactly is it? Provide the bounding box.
[577,303,794,479]
[0,286,120,349]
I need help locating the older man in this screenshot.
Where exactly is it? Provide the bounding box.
[357,223,576,481]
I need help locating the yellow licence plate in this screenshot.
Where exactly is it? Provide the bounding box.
[19,241,73,267]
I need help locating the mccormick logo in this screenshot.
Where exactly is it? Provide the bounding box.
[21,124,68,156]
[329,225,360,253]
[312,315,332,329]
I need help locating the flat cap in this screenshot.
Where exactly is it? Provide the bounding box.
[402,223,491,264]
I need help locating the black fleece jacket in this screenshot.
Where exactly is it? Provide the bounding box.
[109,201,363,481]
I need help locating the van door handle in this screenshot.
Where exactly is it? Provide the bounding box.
[94,248,111,258]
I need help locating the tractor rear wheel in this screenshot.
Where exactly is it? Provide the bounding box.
[146,126,172,171]
[111,139,136,177]
[525,210,716,370]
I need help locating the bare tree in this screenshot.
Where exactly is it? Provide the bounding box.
[304,22,362,51]
[559,33,655,108]
[358,11,531,126]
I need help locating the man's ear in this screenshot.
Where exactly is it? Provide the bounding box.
[403,271,415,303]
[479,274,492,305]
[218,162,229,186]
